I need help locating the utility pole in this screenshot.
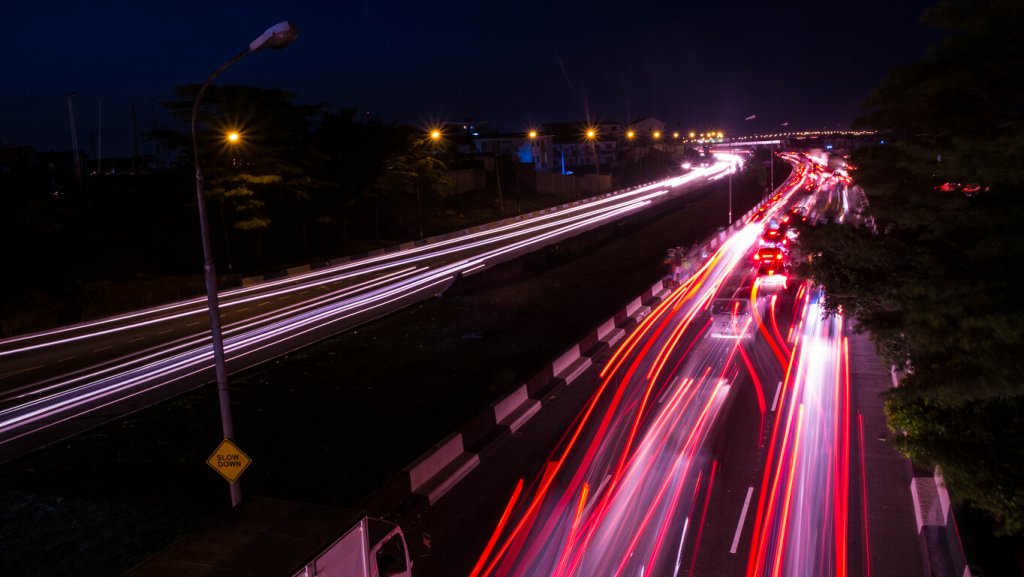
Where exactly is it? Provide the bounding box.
[728,166,733,226]
[131,103,140,174]
[494,154,504,216]
[150,95,161,170]
[67,94,82,190]
[96,98,102,176]
[514,158,521,214]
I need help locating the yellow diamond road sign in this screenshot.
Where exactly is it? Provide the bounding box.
[206,439,251,483]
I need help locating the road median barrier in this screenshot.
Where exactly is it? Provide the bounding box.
[407,433,480,506]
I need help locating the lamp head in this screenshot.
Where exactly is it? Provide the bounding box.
[250,21,299,52]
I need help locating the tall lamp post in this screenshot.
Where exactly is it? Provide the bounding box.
[618,130,634,180]
[425,128,443,237]
[651,130,662,179]
[720,130,733,225]
[769,122,788,196]
[585,128,600,196]
[191,20,299,507]
[728,155,734,226]
[517,129,539,214]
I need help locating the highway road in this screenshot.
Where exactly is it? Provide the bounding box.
[406,154,888,576]
[0,159,743,462]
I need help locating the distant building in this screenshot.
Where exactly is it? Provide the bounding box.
[472,132,556,173]
[541,121,625,175]
[2,148,89,176]
[448,117,670,176]
[633,117,666,140]
[442,119,497,138]
[0,145,37,174]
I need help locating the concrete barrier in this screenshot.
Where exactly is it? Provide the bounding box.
[407,433,480,505]
[596,318,619,342]
[552,344,592,385]
[624,296,644,317]
[493,385,542,434]
[394,194,762,511]
[911,477,946,531]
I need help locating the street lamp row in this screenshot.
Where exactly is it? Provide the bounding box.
[425,127,719,143]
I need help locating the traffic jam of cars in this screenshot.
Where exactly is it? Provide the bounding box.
[754,216,795,288]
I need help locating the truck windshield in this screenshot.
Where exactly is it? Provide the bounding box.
[375,534,409,576]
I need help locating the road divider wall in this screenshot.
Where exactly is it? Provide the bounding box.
[389,193,773,516]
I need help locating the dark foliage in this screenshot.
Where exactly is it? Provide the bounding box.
[799,0,1024,533]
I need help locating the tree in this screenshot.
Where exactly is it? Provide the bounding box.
[152,85,328,269]
[799,0,1024,533]
[308,109,404,245]
[379,130,453,240]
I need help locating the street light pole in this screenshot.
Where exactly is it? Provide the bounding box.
[728,161,733,226]
[651,131,662,181]
[586,128,600,196]
[191,21,298,508]
[767,122,787,197]
[495,153,504,216]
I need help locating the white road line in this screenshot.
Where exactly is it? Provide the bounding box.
[0,365,45,379]
[582,474,612,519]
[673,517,690,577]
[770,381,782,412]
[730,486,755,554]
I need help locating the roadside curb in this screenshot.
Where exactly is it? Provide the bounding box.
[893,367,973,577]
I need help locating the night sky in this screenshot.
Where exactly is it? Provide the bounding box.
[3,1,942,158]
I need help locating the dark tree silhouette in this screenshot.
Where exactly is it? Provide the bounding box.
[799,0,1024,534]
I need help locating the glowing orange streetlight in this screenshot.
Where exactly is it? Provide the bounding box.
[225,131,242,168]
[653,130,661,140]
[430,129,442,141]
